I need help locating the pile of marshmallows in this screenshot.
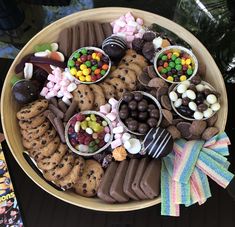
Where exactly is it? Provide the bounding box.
[111,12,145,47]
[99,98,141,154]
[40,68,77,105]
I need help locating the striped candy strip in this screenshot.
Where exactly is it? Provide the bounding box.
[202,147,230,169]
[185,180,200,207]
[161,161,180,216]
[173,140,204,184]
[197,152,234,188]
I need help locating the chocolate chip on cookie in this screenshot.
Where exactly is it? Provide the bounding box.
[106,77,127,99]
[89,84,106,110]
[99,82,117,100]
[19,112,46,130]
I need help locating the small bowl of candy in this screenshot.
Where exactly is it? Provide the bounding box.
[117,91,163,136]
[154,45,198,83]
[67,47,111,84]
[65,111,113,156]
[169,76,221,121]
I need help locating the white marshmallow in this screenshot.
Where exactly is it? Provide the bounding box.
[67,82,77,92]
[125,138,141,154]
[152,37,163,49]
[113,126,124,134]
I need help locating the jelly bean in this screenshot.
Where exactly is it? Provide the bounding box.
[100,70,106,76]
[92,133,98,139]
[81,121,88,130]
[79,76,86,82]
[90,114,96,121]
[68,59,75,67]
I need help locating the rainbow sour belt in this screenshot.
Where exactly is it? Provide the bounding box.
[161,132,234,216]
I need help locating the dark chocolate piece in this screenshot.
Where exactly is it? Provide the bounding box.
[48,104,64,119]
[58,100,68,113]
[110,160,129,203]
[29,56,66,69]
[63,99,77,122]
[123,159,140,200]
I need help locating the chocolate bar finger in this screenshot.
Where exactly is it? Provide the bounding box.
[110,160,129,203]
[58,100,68,113]
[97,162,118,203]
[64,99,77,122]
[44,110,57,130]
[94,22,105,47]
[102,22,113,38]
[54,117,65,143]
[49,97,58,107]
[49,104,64,119]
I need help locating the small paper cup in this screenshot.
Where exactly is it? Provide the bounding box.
[67,46,111,84]
[117,91,163,136]
[171,80,220,121]
[65,111,113,157]
[154,45,198,84]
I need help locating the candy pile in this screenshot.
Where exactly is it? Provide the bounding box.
[67,113,112,154]
[169,76,221,120]
[99,98,142,156]
[111,12,145,47]
[67,47,110,83]
[156,47,196,82]
[119,92,161,135]
[40,67,77,105]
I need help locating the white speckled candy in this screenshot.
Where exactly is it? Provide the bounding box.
[194,111,203,120]
[174,98,182,108]
[206,94,217,104]
[74,121,80,133]
[211,102,221,111]
[186,90,196,100]
[85,128,93,135]
[196,84,205,92]
[181,80,190,88]
[203,108,213,118]
[169,91,178,102]
[125,138,141,154]
[177,84,187,94]
[188,101,197,111]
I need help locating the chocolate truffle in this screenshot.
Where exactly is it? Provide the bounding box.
[142,42,155,61]
[132,38,145,53]
[137,100,148,112]
[123,92,134,103]
[102,36,127,60]
[143,31,156,42]
[138,123,149,134]
[128,100,138,110]
[128,120,139,131]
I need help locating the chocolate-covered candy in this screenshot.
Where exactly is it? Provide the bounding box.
[132,38,145,53]
[102,36,127,60]
[120,103,128,110]
[138,112,149,121]
[138,123,149,134]
[191,75,201,85]
[147,118,158,128]
[143,127,173,158]
[12,80,40,104]
[130,111,138,118]
[128,120,139,131]
[177,105,194,117]
[142,42,155,60]
[197,103,208,112]
[123,92,134,102]
[189,84,197,92]
[134,92,143,101]
[137,100,148,112]
[125,117,133,125]
[119,108,129,120]
[128,100,138,110]
[182,97,190,106]
[195,97,204,105]
[204,89,212,96]
[150,109,159,118]
[143,31,156,42]
[148,104,156,112]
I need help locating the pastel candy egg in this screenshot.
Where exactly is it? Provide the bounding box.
[188,101,197,111]
[169,91,178,102]
[203,108,213,118]
[85,127,93,135]
[186,90,196,100]
[177,84,187,94]
[206,94,217,104]
[74,121,80,133]
[104,133,111,143]
[196,84,205,92]
[194,111,203,120]
[211,102,221,111]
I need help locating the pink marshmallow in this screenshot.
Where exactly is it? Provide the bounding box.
[119,15,126,21]
[116,20,126,27]
[126,26,136,33]
[47,81,54,89]
[40,87,49,97]
[117,122,124,127]
[109,98,119,108]
[60,79,70,86]
[134,33,143,39]
[106,112,117,122]
[120,27,127,33]
[63,91,73,99]
[60,86,68,92]
[53,83,61,91]
[100,104,111,114]
[125,12,135,21]
[112,121,117,128]
[126,35,135,42]
[47,74,57,83]
[113,24,121,33]
[136,18,144,25]
[111,109,118,115]
[114,133,123,139]
[111,138,123,149]
[57,90,64,98]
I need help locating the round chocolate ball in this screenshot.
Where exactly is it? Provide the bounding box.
[125,117,134,125]
[130,111,138,118]
[128,120,139,131]
[197,103,208,112]
[137,99,148,112]
[142,42,155,60]
[150,109,159,119]
[148,104,156,112]
[147,118,158,128]
[143,31,156,42]
[12,80,40,104]
[138,112,149,121]
[120,103,128,110]
[138,123,150,134]
[123,92,134,103]
[177,105,194,117]
[189,84,197,92]
[132,38,145,53]
[182,97,190,106]
[128,100,138,110]
[134,92,143,102]
[191,75,201,85]
[119,108,129,120]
